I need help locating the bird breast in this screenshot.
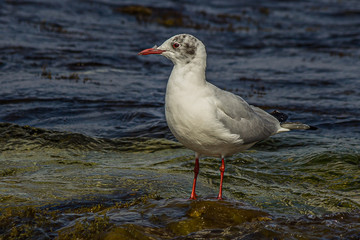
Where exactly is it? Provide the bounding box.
[164,81,242,156]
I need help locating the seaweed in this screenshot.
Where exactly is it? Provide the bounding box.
[115,4,262,32]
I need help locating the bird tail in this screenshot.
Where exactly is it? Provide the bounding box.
[280,122,318,130]
[270,110,317,130]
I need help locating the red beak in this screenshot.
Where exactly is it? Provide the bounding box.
[138,48,166,55]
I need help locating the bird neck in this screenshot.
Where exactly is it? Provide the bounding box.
[169,59,207,88]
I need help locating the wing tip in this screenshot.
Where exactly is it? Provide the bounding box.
[308,125,318,130]
[280,122,318,130]
[270,110,288,122]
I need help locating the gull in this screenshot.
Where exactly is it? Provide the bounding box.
[138,34,316,200]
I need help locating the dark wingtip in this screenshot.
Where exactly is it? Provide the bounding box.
[308,125,318,130]
[271,110,318,130]
[270,110,288,122]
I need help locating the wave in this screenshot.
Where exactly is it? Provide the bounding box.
[0,122,182,153]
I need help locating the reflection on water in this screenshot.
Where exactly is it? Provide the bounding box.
[1,0,360,238]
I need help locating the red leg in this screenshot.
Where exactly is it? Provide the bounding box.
[189,157,199,200]
[217,158,225,200]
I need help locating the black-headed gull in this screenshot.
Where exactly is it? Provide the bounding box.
[138,34,315,200]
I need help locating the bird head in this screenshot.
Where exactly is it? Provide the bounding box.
[138,34,206,66]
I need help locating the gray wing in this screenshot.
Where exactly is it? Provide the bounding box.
[209,83,281,144]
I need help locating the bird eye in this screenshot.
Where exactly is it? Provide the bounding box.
[172,42,180,48]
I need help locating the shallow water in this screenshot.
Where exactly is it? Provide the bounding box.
[1,0,360,239]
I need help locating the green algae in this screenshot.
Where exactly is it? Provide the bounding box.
[55,193,160,239]
[0,193,160,240]
[115,4,263,31]
[0,206,58,240]
[166,200,271,236]
[1,197,359,239]
[55,198,273,239]
[118,5,152,17]
[56,214,114,240]
[104,225,158,240]
[0,124,359,239]
[116,5,186,28]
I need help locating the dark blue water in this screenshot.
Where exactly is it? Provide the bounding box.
[0,0,359,239]
[1,0,359,139]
